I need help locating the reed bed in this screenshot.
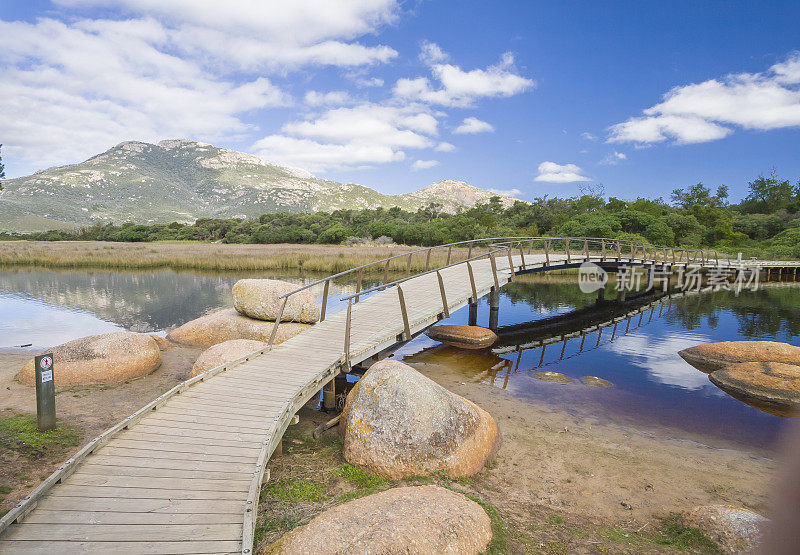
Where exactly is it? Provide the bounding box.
[0,241,486,274]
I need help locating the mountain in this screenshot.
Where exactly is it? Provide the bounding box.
[0,140,520,232]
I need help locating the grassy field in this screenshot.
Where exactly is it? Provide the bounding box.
[0,241,481,274]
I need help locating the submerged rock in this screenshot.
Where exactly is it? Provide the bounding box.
[269,486,492,554]
[166,308,311,348]
[533,371,572,383]
[683,505,768,553]
[190,339,268,378]
[341,360,500,478]
[18,332,161,387]
[679,341,800,373]
[426,324,498,350]
[709,362,800,415]
[232,279,319,323]
[581,376,613,387]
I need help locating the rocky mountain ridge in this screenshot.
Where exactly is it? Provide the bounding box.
[0,139,521,232]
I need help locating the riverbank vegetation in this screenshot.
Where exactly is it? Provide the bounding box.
[3,172,800,262]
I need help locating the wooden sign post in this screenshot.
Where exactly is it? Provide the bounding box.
[34,353,56,431]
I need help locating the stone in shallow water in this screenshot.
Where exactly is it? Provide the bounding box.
[18,332,161,387]
[426,324,498,349]
[678,341,800,373]
[581,375,613,387]
[232,278,319,323]
[166,308,311,348]
[341,359,500,478]
[533,371,572,383]
[709,361,800,415]
[683,505,768,553]
[269,486,492,554]
[190,339,268,378]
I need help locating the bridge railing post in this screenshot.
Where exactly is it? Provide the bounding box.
[566,238,571,263]
[343,298,352,372]
[584,239,589,261]
[436,270,449,318]
[425,248,431,272]
[467,261,478,302]
[383,259,390,286]
[506,247,515,280]
[320,279,330,322]
[397,285,411,341]
[601,239,606,261]
[545,239,550,266]
[268,297,288,347]
[446,245,452,266]
[406,251,412,277]
[489,251,500,290]
[519,244,527,270]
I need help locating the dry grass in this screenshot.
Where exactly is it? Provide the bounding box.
[0,241,484,274]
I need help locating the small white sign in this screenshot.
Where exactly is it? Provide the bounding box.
[40,369,53,383]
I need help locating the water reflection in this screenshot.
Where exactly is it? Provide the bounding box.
[0,267,363,349]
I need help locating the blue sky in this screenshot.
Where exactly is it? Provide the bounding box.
[1,1,799,202]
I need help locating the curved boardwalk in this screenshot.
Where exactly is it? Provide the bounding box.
[1,242,797,553]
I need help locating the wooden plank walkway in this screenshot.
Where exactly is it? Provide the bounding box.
[2,247,799,553]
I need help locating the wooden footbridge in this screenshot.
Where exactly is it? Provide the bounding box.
[1,237,797,553]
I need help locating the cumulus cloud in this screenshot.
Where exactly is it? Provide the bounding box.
[304,90,352,107]
[608,52,800,145]
[599,151,627,165]
[393,43,534,107]
[253,104,437,171]
[434,141,456,152]
[534,161,590,183]
[454,117,494,134]
[411,159,439,171]
[0,1,399,171]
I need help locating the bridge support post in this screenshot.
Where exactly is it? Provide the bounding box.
[488,286,500,331]
[322,378,336,412]
[617,279,627,303]
[468,301,478,326]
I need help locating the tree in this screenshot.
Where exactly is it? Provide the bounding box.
[742,170,797,213]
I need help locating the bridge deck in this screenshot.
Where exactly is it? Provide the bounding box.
[2,251,799,553]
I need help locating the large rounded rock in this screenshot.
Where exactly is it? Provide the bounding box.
[341,360,500,478]
[679,341,800,373]
[683,505,768,553]
[166,308,311,348]
[232,279,319,323]
[709,362,800,415]
[269,486,492,554]
[18,332,161,387]
[190,339,268,378]
[427,324,497,349]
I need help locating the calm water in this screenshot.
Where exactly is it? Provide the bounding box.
[1,267,796,450]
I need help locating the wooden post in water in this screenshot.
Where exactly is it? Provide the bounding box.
[468,301,478,326]
[488,286,500,331]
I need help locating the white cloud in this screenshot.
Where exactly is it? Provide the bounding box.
[304,90,352,106]
[253,104,437,171]
[419,40,448,65]
[608,52,800,145]
[534,161,590,183]
[355,76,384,88]
[393,44,534,107]
[434,141,456,152]
[411,159,439,171]
[56,0,399,70]
[0,1,400,172]
[454,117,494,134]
[599,151,627,165]
[488,188,522,197]
[581,131,598,141]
